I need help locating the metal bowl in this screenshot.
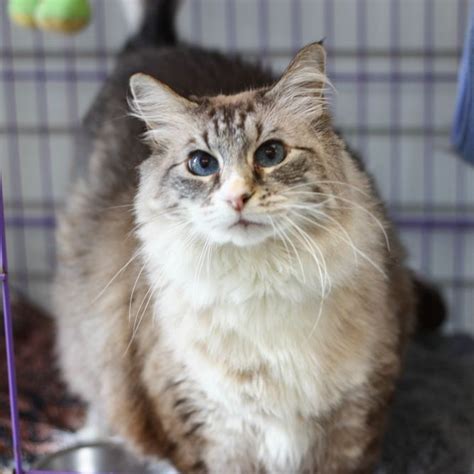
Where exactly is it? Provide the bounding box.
[33,441,174,473]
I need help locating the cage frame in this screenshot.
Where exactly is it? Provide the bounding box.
[1,0,473,471]
[2,177,93,474]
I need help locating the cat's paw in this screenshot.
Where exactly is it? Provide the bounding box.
[147,459,181,474]
[75,408,110,442]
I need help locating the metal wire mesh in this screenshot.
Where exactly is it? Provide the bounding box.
[0,0,473,332]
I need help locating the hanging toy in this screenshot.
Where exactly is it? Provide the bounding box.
[8,0,91,34]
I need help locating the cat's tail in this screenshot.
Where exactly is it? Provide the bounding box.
[125,0,180,50]
[413,275,447,333]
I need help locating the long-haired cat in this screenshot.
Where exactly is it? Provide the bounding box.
[54,1,416,472]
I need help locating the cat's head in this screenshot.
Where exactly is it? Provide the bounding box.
[130,43,363,248]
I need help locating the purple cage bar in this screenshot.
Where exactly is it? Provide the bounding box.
[1,184,110,474]
[1,178,24,473]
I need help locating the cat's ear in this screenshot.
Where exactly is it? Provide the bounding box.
[266,42,329,119]
[129,73,196,129]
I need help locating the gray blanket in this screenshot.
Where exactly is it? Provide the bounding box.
[379,334,474,474]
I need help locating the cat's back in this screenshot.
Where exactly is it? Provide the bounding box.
[86,46,273,142]
[121,46,272,98]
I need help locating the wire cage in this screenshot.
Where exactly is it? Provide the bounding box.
[1,0,473,472]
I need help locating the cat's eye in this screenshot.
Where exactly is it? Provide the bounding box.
[187,150,220,176]
[254,140,287,168]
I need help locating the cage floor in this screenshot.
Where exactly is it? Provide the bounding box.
[0,293,85,469]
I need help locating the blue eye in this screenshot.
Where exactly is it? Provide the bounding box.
[255,140,287,167]
[187,151,220,176]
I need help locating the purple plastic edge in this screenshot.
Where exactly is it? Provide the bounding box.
[1,177,24,474]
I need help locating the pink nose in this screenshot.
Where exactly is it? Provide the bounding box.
[227,193,252,212]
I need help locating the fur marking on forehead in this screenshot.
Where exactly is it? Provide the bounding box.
[129,42,329,144]
[209,105,249,139]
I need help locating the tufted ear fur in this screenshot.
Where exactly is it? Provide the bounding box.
[266,42,329,120]
[129,73,197,141]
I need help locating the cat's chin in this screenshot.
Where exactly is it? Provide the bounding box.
[209,223,273,247]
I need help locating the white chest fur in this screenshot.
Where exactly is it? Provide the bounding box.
[155,274,373,469]
[139,220,377,470]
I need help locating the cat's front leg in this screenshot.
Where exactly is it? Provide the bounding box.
[171,444,261,474]
[314,383,395,474]
[75,407,111,442]
[194,432,262,474]
[303,370,398,474]
[202,456,262,474]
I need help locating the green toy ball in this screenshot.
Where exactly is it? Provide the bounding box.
[36,0,91,33]
[9,0,91,34]
[8,0,38,28]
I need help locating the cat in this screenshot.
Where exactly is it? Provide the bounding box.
[53,1,416,473]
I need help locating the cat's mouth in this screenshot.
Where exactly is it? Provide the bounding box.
[230,218,264,229]
[212,216,273,246]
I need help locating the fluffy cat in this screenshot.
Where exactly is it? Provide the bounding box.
[54,1,415,473]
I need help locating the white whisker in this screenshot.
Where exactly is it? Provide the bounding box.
[281,216,327,337]
[276,219,307,284]
[283,180,372,199]
[132,284,154,334]
[283,216,331,297]
[92,253,137,304]
[128,263,146,322]
[288,208,387,278]
[192,237,211,301]
[282,190,391,251]
[268,216,293,266]
[124,280,160,356]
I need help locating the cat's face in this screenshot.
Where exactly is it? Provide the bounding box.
[131,44,354,248]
